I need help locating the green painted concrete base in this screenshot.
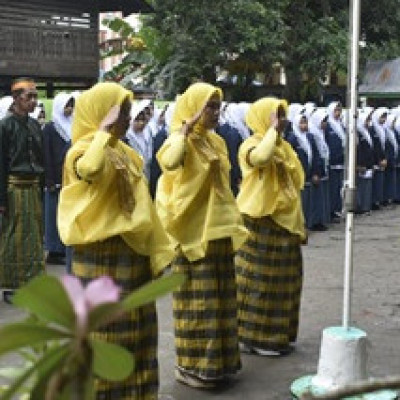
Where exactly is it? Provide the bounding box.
[291,375,398,399]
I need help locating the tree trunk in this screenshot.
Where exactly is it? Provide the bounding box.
[283,64,304,103]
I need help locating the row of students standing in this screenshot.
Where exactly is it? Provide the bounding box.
[56,81,306,399]
[359,106,400,212]
[285,102,400,230]
[285,102,345,231]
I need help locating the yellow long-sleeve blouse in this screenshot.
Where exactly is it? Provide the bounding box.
[155,82,248,261]
[57,82,175,276]
[236,97,306,239]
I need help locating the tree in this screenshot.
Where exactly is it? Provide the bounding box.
[115,0,400,101]
[281,0,348,102]
[140,0,287,99]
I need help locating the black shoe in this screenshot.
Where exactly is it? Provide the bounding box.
[371,203,380,210]
[3,290,14,304]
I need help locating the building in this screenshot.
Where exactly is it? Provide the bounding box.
[0,0,152,96]
[359,58,400,107]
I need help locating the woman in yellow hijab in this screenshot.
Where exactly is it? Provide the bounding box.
[156,82,248,388]
[235,97,306,357]
[58,82,175,399]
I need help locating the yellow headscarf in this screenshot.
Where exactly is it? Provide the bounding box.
[237,97,306,239]
[156,82,248,261]
[58,82,175,275]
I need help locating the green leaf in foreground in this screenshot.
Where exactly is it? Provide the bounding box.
[0,323,71,357]
[87,302,124,332]
[122,272,185,311]
[13,275,76,329]
[90,339,134,381]
[1,344,69,400]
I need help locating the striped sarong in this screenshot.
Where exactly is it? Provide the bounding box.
[0,176,45,288]
[172,238,241,380]
[73,236,158,400]
[235,216,303,352]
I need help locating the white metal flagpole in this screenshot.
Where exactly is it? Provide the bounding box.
[292,2,399,395]
[342,0,361,330]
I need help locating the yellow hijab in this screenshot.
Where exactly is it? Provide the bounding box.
[58,82,175,276]
[237,97,306,239]
[156,82,248,261]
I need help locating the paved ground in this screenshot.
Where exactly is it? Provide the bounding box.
[1,205,400,399]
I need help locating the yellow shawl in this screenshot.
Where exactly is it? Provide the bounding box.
[236,97,306,239]
[156,82,248,261]
[57,82,174,276]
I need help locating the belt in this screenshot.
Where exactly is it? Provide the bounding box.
[8,175,40,185]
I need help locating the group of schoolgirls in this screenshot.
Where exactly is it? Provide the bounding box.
[49,81,307,399]
[284,102,400,232]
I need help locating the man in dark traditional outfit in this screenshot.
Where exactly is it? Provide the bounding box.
[0,78,45,304]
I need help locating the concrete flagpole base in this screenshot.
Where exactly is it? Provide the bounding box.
[291,327,398,399]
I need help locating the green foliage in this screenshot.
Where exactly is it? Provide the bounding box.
[0,272,185,399]
[13,275,76,329]
[103,0,400,100]
[0,324,71,356]
[90,339,134,381]
[139,0,287,97]
[122,272,186,310]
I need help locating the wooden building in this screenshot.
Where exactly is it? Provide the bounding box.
[0,0,152,95]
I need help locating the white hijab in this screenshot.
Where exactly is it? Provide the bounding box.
[372,107,388,150]
[327,101,346,148]
[0,96,14,119]
[222,102,250,140]
[395,113,400,134]
[385,114,398,157]
[288,103,305,122]
[52,93,74,142]
[357,110,373,147]
[303,102,317,119]
[126,100,152,160]
[292,113,312,164]
[309,108,330,162]
[164,102,175,134]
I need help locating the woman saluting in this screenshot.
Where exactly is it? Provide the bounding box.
[156,82,248,388]
[235,97,306,356]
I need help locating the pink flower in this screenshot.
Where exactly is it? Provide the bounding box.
[61,275,121,333]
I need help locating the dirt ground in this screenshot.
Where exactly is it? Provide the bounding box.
[1,205,400,399]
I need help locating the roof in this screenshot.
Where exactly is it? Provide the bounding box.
[98,0,153,14]
[359,58,400,98]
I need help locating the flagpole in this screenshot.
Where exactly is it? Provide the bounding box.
[342,0,360,330]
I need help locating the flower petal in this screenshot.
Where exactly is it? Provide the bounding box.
[60,275,88,329]
[85,276,121,310]
[60,275,85,305]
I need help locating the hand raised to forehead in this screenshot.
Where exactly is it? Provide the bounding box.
[270,111,279,130]
[181,103,207,136]
[99,105,121,132]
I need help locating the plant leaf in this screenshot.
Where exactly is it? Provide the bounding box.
[0,366,30,380]
[1,344,70,400]
[13,275,76,329]
[0,323,71,357]
[90,339,134,381]
[87,302,124,332]
[121,272,185,311]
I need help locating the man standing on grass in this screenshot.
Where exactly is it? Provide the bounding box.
[0,78,45,304]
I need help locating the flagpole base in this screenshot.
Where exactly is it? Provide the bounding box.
[291,327,397,399]
[290,375,398,399]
